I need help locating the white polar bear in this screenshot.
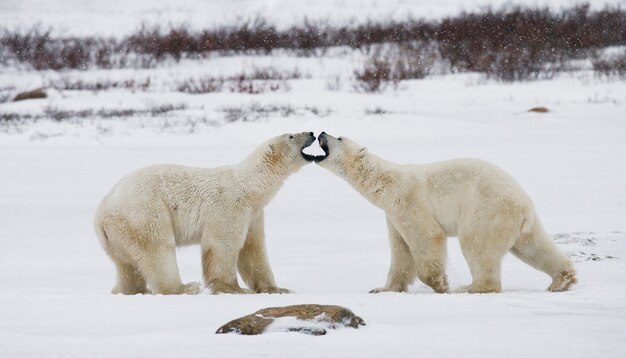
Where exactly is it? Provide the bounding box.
[94,132,317,295]
[315,132,576,293]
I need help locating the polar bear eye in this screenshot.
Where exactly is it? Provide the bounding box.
[289,135,294,139]
[338,137,342,141]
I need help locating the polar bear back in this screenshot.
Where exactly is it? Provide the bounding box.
[407,158,535,236]
[98,164,242,246]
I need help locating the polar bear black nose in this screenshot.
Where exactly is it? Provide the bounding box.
[309,132,314,137]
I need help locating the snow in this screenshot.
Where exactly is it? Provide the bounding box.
[261,315,335,335]
[1,0,626,357]
[2,72,625,356]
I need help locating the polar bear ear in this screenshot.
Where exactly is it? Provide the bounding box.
[357,147,368,157]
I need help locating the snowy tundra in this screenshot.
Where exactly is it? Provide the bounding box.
[0,0,625,357]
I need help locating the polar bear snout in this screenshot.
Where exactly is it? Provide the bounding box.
[314,132,331,162]
[299,132,317,162]
[299,132,328,162]
[303,132,315,147]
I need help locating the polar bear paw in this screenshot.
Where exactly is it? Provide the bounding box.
[182,282,202,295]
[209,281,255,295]
[111,286,150,295]
[548,268,577,292]
[256,287,292,294]
[454,283,500,294]
[369,286,406,293]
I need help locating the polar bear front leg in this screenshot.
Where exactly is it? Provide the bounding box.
[138,244,201,295]
[201,225,254,294]
[390,214,449,293]
[370,216,417,293]
[238,211,291,294]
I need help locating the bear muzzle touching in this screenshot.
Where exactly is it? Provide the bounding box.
[313,132,331,162]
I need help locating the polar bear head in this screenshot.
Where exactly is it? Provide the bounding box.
[252,132,318,175]
[314,132,368,176]
[315,132,397,207]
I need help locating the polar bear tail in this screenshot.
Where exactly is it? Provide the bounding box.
[511,214,577,292]
[520,214,534,236]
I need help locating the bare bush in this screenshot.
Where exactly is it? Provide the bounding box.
[365,107,389,115]
[147,104,187,116]
[1,4,624,80]
[434,4,616,80]
[0,112,29,122]
[220,103,295,122]
[227,76,289,94]
[49,77,151,91]
[178,76,289,94]
[0,27,117,70]
[219,103,329,122]
[592,51,626,79]
[177,77,224,94]
[301,106,332,117]
[0,27,152,70]
[353,58,395,93]
[35,104,188,122]
[325,75,342,91]
[390,42,438,80]
[177,68,297,95]
[244,67,303,80]
[44,107,92,121]
[127,25,199,61]
[0,91,10,103]
[353,43,437,92]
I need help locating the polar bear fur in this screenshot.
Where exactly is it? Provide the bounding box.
[315,132,576,293]
[94,132,317,295]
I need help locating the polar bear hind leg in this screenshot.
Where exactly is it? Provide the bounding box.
[457,227,519,293]
[510,217,576,292]
[111,260,148,295]
[104,220,200,295]
[96,222,147,294]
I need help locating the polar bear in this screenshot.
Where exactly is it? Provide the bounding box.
[314,132,576,293]
[94,132,317,295]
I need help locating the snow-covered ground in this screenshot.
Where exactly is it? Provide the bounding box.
[1,1,626,357]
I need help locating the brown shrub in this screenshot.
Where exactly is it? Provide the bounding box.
[49,77,151,91]
[353,58,395,93]
[592,51,626,79]
[1,4,624,80]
